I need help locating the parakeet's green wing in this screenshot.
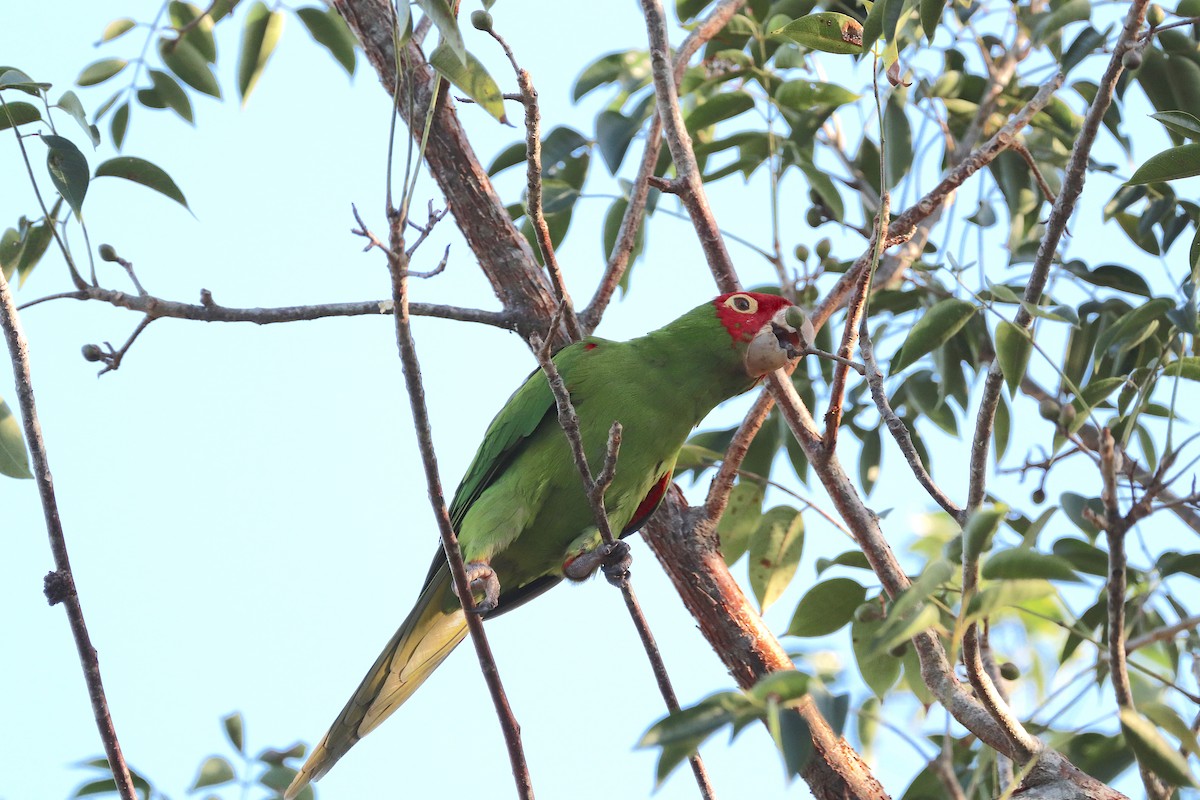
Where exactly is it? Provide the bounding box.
[413,340,604,604]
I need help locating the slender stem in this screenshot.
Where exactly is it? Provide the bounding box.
[18,286,512,328]
[386,225,533,799]
[529,335,717,799]
[0,268,137,799]
[967,1,1148,513]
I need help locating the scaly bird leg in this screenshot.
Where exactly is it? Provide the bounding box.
[454,560,500,615]
[562,540,632,586]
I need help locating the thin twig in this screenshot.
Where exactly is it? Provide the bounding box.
[967,0,1149,514]
[859,318,964,521]
[704,388,774,522]
[529,332,717,800]
[1011,140,1057,204]
[17,286,513,329]
[810,73,1064,332]
[1101,427,1167,799]
[488,28,582,343]
[1128,613,1200,652]
[0,268,137,799]
[385,217,534,799]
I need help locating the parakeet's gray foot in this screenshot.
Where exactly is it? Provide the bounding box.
[458,561,500,614]
[562,540,632,585]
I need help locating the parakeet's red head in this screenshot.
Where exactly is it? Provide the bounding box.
[712,291,807,377]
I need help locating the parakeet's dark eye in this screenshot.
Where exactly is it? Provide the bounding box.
[724,294,757,314]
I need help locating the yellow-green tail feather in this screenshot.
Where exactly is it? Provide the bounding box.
[284,565,466,799]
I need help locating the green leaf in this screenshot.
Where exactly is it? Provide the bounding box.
[716,479,764,566]
[429,44,507,124]
[994,392,1010,462]
[160,37,220,98]
[76,58,127,87]
[43,135,89,218]
[889,299,977,375]
[1120,707,1199,788]
[861,0,888,51]
[769,703,813,778]
[852,614,902,697]
[237,3,285,105]
[883,93,913,188]
[601,197,645,283]
[1161,356,1200,381]
[596,110,640,174]
[170,2,218,62]
[920,0,946,40]
[1060,492,1104,538]
[787,577,866,637]
[1032,0,1090,43]
[1142,702,1200,757]
[964,579,1055,623]
[685,90,755,132]
[773,13,864,55]
[816,550,872,574]
[873,603,940,654]
[858,426,881,495]
[640,693,749,784]
[962,504,1009,564]
[774,80,860,110]
[0,396,32,479]
[0,101,40,130]
[1050,537,1109,576]
[1150,111,1200,141]
[749,670,811,704]
[147,69,194,123]
[110,103,129,150]
[1062,25,1107,75]
[981,548,1080,582]
[296,7,357,76]
[995,320,1032,396]
[749,506,805,612]
[54,91,98,146]
[798,158,845,223]
[1094,298,1174,355]
[190,756,236,790]
[1128,143,1200,184]
[415,0,466,65]
[94,156,189,210]
[101,18,137,43]
[222,711,244,752]
[15,220,53,286]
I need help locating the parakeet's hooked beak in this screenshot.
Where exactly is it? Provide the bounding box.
[744,305,811,377]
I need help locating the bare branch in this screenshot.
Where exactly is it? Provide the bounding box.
[811,73,1064,332]
[19,285,513,329]
[704,388,774,521]
[967,0,1149,513]
[385,217,533,799]
[0,267,137,799]
[528,332,716,799]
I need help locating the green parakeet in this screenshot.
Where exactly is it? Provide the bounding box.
[284,291,804,798]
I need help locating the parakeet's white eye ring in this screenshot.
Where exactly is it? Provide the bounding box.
[725,294,757,314]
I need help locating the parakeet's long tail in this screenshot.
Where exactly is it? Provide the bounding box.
[284,563,467,800]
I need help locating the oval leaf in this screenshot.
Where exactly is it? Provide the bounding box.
[749,506,805,613]
[0,101,41,131]
[237,3,285,105]
[160,36,220,98]
[94,156,189,210]
[787,577,866,637]
[889,299,977,375]
[995,320,1033,396]
[1128,143,1200,184]
[43,134,89,218]
[296,6,357,75]
[1120,707,1199,788]
[414,0,465,64]
[981,548,1080,582]
[773,13,864,55]
[76,58,128,87]
[0,396,32,479]
[190,756,235,790]
[429,44,506,124]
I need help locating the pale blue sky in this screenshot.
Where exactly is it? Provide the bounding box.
[1,2,1192,799]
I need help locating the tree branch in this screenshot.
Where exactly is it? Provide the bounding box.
[967,1,1147,513]
[529,334,716,799]
[0,268,137,800]
[383,215,533,799]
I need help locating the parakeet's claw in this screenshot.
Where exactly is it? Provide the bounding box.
[562,540,632,585]
[599,540,632,586]
[458,561,500,615]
